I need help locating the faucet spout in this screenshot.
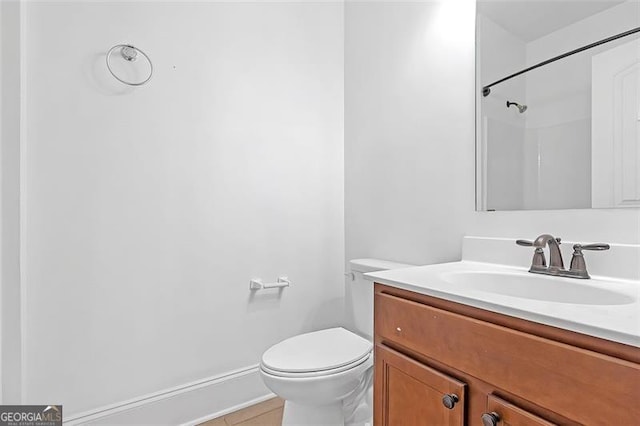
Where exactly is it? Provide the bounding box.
[533,234,564,269]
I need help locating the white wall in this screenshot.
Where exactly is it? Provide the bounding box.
[345,0,640,275]
[345,0,476,268]
[0,0,23,404]
[22,1,344,417]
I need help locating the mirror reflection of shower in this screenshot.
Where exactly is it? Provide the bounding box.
[477,0,640,212]
[506,100,527,113]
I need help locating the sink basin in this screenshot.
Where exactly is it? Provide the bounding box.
[439,271,635,305]
[365,257,640,347]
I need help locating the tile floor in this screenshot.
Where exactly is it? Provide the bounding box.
[199,397,284,426]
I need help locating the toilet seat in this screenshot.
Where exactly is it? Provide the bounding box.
[261,352,372,378]
[260,327,373,378]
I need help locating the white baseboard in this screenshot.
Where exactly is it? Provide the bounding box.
[64,365,273,425]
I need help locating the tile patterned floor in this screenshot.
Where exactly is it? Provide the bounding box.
[199,397,284,426]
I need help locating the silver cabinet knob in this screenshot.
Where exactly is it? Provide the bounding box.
[481,412,500,426]
[442,394,459,409]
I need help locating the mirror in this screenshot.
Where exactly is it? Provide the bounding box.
[476,1,640,211]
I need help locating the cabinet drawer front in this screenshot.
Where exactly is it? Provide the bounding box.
[375,292,640,425]
[486,395,557,426]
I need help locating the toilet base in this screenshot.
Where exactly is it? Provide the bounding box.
[280,390,373,426]
[282,400,344,426]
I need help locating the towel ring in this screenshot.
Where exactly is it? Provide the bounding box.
[106,44,153,86]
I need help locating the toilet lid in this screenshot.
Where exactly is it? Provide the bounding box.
[261,327,373,374]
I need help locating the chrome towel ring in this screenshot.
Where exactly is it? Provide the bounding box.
[106,44,153,86]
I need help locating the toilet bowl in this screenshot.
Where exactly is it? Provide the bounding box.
[259,259,413,426]
[260,328,373,425]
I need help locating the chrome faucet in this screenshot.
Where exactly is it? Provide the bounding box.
[517,234,610,279]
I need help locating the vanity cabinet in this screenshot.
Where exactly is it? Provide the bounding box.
[373,284,640,426]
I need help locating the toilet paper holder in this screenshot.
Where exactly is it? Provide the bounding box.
[249,276,290,290]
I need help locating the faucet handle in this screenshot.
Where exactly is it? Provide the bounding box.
[516,239,546,267]
[575,243,610,251]
[569,243,610,279]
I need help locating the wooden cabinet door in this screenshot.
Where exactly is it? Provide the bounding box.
[374,344,466,426]
[482,395,557,426]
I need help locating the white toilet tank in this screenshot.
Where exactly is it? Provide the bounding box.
[347,259,414,340]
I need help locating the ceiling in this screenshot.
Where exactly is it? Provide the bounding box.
[477,0,627,42]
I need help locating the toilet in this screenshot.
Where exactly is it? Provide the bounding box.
[259,259,412,426]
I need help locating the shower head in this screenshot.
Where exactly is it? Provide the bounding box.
[507,101,527,113]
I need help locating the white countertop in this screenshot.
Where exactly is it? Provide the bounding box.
[365,260,640,348]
